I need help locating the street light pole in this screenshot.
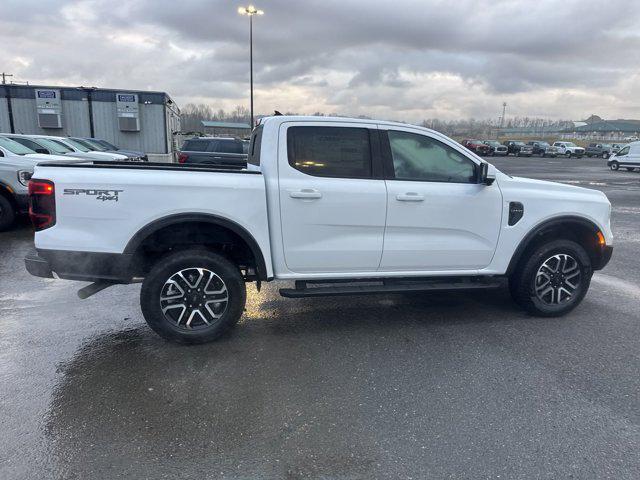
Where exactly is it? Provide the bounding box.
[238,5,264,128]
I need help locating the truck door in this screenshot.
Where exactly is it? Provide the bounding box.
[278,122,387,274]
[379,127,502,272]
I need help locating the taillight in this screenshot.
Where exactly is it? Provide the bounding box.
[178,153,188,164]
[28,179,56,231]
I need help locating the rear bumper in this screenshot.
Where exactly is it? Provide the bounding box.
[25,249,134,282]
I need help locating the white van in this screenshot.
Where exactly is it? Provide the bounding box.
[607,142,640,171]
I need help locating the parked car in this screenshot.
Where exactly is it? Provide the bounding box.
[503,140,533,156]
[461,139,491,156]
[585,143,615,159]
[623,136,639,142]
[38,136,130,161]
[552,142,585,158]
[3,134,85,159]
[0,137,73,230]
[177,137,248,167]
[611,143,624,154]
[527,141,557,157]
[25,115,613,344]
[481,140,508,156]
[607,142,640,171]
[71,137,147,162]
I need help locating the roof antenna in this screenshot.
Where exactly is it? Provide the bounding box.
[274,110,283,116]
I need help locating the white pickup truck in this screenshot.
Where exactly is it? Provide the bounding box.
[25,116,613,344]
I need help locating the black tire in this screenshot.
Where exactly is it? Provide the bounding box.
[610,161,619,171]
[565,152,572,158]
[509,239,592,317]
[602,152,609,159]
[0,195,16,232]
[626,167,634,172]
[140,249,246,344]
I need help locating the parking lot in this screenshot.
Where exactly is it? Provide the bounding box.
[1,156,638,479]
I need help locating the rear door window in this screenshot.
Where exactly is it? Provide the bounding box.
[287,126,372,179]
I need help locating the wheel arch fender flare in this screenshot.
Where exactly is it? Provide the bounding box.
[506,215,603,275]
[124,213,269,280]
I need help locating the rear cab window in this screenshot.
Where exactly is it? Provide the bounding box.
[182,139,208,152]
[248,125,263,167]
[216,140,243,154]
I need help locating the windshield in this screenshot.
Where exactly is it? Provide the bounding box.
[39,138,73,154]
[0,136,37,155]
[62,138,91,152]
[565,142,577,147]
[73,138,105,151]
[538,142,550,146]
[84,139,111,150]
[96,139,118,150]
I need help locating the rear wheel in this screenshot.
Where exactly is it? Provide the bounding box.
[140,249,246,344]
[509,239,592,317]
[626,167,635,172]
[0,195,16,232]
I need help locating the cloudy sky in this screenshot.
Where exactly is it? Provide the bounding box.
[2,0,640,122]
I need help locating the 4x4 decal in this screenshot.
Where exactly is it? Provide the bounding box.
[63,188,123,202]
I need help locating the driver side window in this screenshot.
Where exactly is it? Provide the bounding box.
[388,130,476,183]
[617,146,630,156]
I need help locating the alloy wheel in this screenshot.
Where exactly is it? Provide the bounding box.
[159,267,229,329]
[534,254,581,305]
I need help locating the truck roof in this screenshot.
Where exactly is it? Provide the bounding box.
[259,115,443,136]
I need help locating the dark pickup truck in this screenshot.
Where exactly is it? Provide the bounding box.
[585,143,614,159]
[178,137,248,167]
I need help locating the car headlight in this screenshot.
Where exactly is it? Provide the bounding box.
[17,170,33,187]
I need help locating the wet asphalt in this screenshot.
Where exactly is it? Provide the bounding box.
[0,156,639,479]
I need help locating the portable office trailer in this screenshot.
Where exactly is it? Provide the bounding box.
[0,84,181,162]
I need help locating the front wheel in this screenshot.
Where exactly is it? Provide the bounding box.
[602,152,609,159]
[509,239,592,317]
[565,151,572,158]
[610,161,619,171]
[140,249,246,344]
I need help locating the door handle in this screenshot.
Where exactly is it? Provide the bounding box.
[290,189,322,199]
[396,192,424,202]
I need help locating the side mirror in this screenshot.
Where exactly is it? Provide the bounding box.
[478,162,495,185]
[35,148,49,154]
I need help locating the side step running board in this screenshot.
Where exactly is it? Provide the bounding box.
[279,277,502,298]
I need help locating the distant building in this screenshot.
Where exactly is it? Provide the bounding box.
[561,119,640,140]
[0,84,180,162]
[201,121,251,138]
[498,125,567,138]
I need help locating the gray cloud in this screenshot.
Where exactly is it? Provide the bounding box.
[1,0,639,121]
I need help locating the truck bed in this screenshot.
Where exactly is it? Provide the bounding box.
[31,160,271,278]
